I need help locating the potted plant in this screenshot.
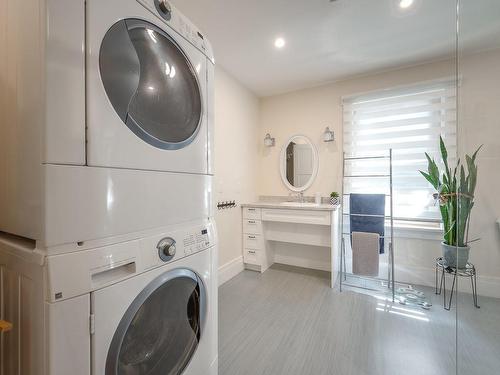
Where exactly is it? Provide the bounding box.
[330,191,340,205]
[420,136,482,268]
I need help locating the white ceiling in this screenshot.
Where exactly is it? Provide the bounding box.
[171,0,500,97]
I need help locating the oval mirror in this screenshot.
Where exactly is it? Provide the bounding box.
[280,135,319,192]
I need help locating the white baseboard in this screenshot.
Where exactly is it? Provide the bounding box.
[475,274,500,299]
[219,254,500,299]
[274,255,500,299]
[218,256,244,286]
[395,264,500,299]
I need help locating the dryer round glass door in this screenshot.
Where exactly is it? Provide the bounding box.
[106,269,206,375]
[99,19,202,150]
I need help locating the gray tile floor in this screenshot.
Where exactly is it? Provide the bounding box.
[218,264,500,375]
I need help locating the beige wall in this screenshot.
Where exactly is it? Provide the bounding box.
[458,49,500,284]
[214,67,259,277]
[258,59,455,197]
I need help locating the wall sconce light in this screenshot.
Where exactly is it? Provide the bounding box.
[323,126,335,142]
[264,133,275,147]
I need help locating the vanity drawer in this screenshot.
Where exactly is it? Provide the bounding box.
[261,208,331,226]
[243,234,263,250]
[243,219,263,235]
[243,207,261,220]
[243,248,260,265]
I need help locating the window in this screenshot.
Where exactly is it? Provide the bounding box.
[342,79,457,226]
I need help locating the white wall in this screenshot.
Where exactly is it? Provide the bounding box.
[257,51,500,297]
[214,67,260,285]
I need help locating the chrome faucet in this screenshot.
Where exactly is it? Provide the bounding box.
[297,192,304,203]
[288,192,305,203]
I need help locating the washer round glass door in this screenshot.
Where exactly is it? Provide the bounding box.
[106,269,206,375]
[99,18,202,150]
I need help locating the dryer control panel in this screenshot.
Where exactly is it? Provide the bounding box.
[137,0,214,62]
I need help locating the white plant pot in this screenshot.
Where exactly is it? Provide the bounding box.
[442,242,470,269]
[330,197,339,205]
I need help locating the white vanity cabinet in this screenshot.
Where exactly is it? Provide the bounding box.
[243,135,341,287]
[241,203,340,288]
[242,208,273,272]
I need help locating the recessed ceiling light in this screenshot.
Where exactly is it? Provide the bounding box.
[399,0,414,9]
[274,37,286,49]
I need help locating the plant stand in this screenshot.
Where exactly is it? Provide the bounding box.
[435,257,480,310]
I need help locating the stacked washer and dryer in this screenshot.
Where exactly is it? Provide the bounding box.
[0,0,217,374]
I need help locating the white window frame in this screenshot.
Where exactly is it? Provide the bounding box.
[342,78,457,238]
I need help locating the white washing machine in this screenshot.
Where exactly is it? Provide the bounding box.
[0,0,215,250]
[0,220,218,375]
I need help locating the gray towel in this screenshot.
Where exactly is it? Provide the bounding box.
[350,193,385,254]
[352,231,380,277]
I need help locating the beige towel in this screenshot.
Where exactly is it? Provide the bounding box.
[352,231,380,277]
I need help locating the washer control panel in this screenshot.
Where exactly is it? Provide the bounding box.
[140,221,215,266]
[182,228,210,256]
[46,221,215,301]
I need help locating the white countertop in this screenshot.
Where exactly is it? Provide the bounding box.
[241,201,339,211]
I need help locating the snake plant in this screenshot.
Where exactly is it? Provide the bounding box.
[420,136,482,247]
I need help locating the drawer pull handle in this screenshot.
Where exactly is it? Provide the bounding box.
[248,250,256,254]
[248,208,256,211]
[248,220,256,224]
[248,236,256,239]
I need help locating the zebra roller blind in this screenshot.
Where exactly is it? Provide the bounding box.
[342,79,457,223]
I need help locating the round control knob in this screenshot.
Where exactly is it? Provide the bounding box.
[157,237,176,261]
[158,0,171,15]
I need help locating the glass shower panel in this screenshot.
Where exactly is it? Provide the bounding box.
[338,1,459,374]
[457,1,500,373]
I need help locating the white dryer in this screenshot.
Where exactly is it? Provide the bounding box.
[0,0,215,250]
[0,221,218,375]
[86,0,214,174]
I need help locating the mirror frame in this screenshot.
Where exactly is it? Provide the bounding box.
[279,134,319,192]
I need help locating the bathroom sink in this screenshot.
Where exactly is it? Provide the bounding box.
[279,202,320,207]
